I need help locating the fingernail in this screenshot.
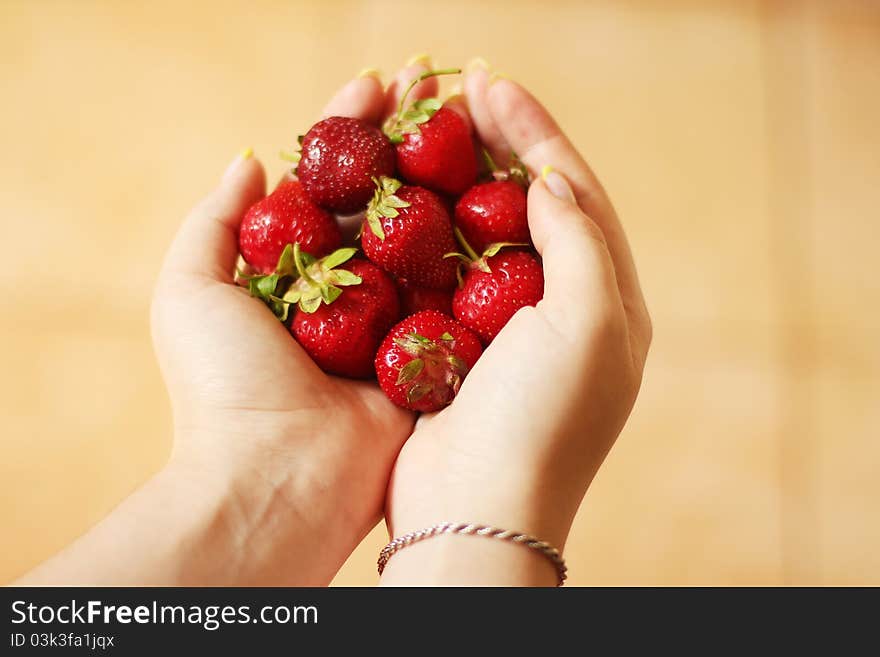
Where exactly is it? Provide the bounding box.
[406,53,431,67]
[357,67,381,80]
[541,165,576,202]
[488,71,509,86]
[223,147,253,182]
[465,57,489,74]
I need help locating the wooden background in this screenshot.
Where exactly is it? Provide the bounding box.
[1,0,877,585]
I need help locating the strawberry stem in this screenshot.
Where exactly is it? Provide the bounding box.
[453,226,480,262]
[394,68,461,121]
[481,147,499,173]
[293,242,316,286]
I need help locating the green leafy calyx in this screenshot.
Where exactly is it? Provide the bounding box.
[392,331,470,407]
[365,176,410,241]
[280,135,305,174]
[382,68,462,143]
[243,243,362,319]
[385,98,442,144]
[444,226,528,278]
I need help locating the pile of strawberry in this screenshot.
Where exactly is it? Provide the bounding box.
[238,69,544,412]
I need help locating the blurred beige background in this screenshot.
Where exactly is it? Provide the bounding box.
[1,0,878,585]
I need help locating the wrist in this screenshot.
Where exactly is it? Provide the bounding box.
[388,445,579,553]
[386,409,603,559]
[382,469,573,587]
[380,529,559,587]
[165,424,366,586]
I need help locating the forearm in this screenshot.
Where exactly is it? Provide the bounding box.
[20,463,233,586]
[18,446,363,586]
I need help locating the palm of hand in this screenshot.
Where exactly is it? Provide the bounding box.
[387,305,632,536]
[152,273,413,541]
[158,279,403,438]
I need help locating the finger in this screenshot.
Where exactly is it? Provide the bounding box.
[321,71,386,125]
[463,58,510,167]
[382,54,441,122]
[161,151,266,284]
[487,79,649,339]
[528,167,626,340]
[443,93,473,134]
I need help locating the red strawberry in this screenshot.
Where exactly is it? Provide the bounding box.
[361,176,458,290]
[454,180,529,253]
[450,241,544,345]
[375,310,482,412]
[291,256,400,379]
[396,278,453,317]
[384,69,477,196]
[239,180,341,275]
[295,116,396,214]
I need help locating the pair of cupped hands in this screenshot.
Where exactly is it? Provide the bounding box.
[149,58,651,586]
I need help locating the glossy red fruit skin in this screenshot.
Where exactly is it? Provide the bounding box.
[452,250,545,345]
[395,107,477,196]
[396,278,453,317]
[375,310,483,412]
[298,116,396,214]
[239,180,341,275]
[455,180,530,253]
[292,260,399,378]
[361,186,458,290]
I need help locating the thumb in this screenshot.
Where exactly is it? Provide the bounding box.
[160,150,266,284]
[528,166,625,337]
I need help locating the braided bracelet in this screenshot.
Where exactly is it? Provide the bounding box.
[377,521,567,586]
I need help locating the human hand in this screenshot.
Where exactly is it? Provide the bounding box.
[149,62,446,585]
[381,70,652,585]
